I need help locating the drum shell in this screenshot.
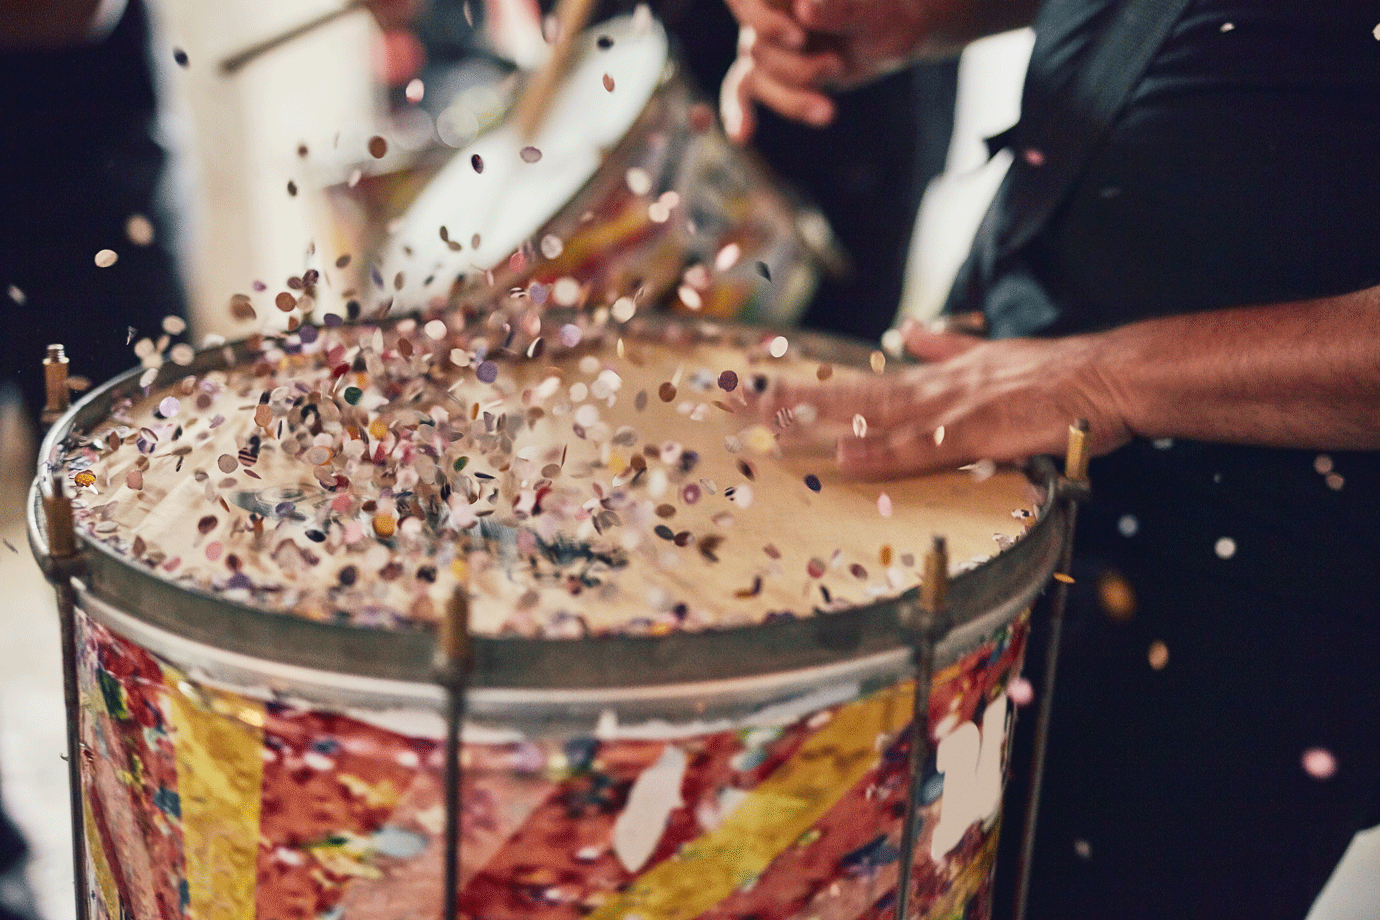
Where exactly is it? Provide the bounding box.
[71,582,1034,920]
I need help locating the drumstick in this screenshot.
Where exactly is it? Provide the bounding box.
[510,0,598,141]
[219,0,369,75]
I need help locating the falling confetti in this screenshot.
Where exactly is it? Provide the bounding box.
[755,261,771,282]
[877,493,892,517]
[471,153,484,173]
[1147,641,1169,670]
[405,78,425,103]
[1008,677,1034,706]
[852,414,867,438]
[95,249,118,268]
[1117,514,1139,537]
[126,214,155,246]
[603,73,615,92]
[1214,537,1236,559]
[768,336,788,358]
[1301,747,1338,780]
[520,146,542,163]
[803,474,821,493]
[368,135,388,159]
[173,47,189,67]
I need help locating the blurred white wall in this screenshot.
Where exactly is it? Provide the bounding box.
[147,0,385,341]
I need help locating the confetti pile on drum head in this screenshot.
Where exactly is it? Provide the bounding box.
[57,305,1038,636]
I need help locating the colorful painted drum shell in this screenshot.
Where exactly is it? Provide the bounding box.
[377,13,838,325]
[74,594,1030,920]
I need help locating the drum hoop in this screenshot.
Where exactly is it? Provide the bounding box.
[31,319,1068,690]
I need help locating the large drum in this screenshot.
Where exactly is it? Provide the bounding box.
[328,12,840,326]
[31,315,1070,920]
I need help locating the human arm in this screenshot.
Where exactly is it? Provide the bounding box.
[719,0,1039,141]
[765,285,1380,479]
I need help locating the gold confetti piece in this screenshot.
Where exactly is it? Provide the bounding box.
[94,249,118,268]
[1147,640,1169,670]
[74,470,96,487]
[372,513,396,539]
[1096,571,1136,622]
[1053,572,1074,584]
[870,350,885,374]
[368,419,388,440]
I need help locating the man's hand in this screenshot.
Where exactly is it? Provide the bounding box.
[764,324,1133,479]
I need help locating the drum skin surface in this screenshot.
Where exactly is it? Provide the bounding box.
[35,314,1067,920]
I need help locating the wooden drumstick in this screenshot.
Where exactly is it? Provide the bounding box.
[510,0,598,141]
[219,0,369,75]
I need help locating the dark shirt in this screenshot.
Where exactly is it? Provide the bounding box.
[970,2,1380,917]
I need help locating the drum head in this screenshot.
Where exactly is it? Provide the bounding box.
[381,14,669,308]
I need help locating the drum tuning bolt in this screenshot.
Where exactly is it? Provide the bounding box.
[1012,420,1092,920]
[42,343,70,429]
[437,582,474,920]
[895,535,952,920]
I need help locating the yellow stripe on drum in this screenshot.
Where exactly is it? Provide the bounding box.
[82,797,121,916]
[165,669,265,920]
[586,683,914,920]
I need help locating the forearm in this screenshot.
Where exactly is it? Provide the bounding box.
[1092,285,1380,451]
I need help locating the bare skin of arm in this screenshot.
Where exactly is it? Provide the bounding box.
[720,0,1040,141]
[765,285,1380,479]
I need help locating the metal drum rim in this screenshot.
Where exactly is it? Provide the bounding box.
[30,320,1069,689]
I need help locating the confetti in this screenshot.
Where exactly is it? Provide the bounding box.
[1301,747,1337,780]
[74,470,95,488]
[755,261,771,282]
[476,361,499,384]
[368,135,388,158]
[852,414,867,438]
[158,397,181,417]
[173,47,189,67]
[804,474,821,493]
[1008,677,1034,706]
[1117,514,1139,537]
[933,425,946,446]
[126,214,155,246]
[658,382,676,402]
[603,73,615,92]
[717,370,738,392]
[626,167,652,195]
[217,454,238,473]
[405,78,425,103]
[287,180,298,197]
[877,493,892,517]
[1147,641,1169,670]
[1214,537,1236,559]
[95,249,118,268]
[275,292,296,312]
[1096,571,1136,621]
[471,153,484,173]
[768,336,788,358]
[520,146,543,163]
